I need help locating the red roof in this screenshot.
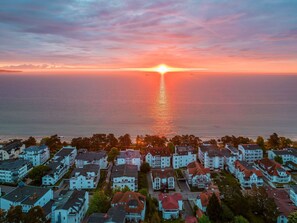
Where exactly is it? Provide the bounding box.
[158,193,182,210]
[185,216,198,223]
[111,191,146,214]
[151,168,174,180]
[235,160,263,178]
[146,147,171,156]
[187,161,210,176]
[256,158,290,177]
[198,191,220,207]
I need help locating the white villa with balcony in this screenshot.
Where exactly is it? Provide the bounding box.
[19,145,50,166]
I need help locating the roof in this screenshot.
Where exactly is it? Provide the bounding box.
[54,190,87,211]
[187,161,210,176]
[240,144,262,151]
[111,191,146,214]
[197,191,220,207]
[185,216,198,223]
[175,146,195,155]
[291,185,297,194]
[76,151,106,161]
[256,158,290,177]
[71,164,100,177]
[0,159,31,171]
[24,145,48,153]
[272,148,297,157]
[2,186,51,205]
[225,144,238,153]
[158,193,182,210]
[111,164,138,179]
[87,206,126,223]
[117,149,141,159]
[55,146,76,158]
[145,147,171,157]
[0,140,23,152]
[151,168,174,180]
[235,160,263,178]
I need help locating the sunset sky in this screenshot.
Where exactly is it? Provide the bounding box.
[0,0,297,73]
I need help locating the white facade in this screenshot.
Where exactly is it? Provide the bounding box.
[151,169,175,190]
[75,150,108,169]
[268,148,297,164]
[111,164,138,192]
[19,145,50,166]
[112,176,137,192]
[186,162,211,189]
[0,186,53,212]
[172,146,196,169]
[0,159,32,184]
[238,144,263,163]
[51,190,89,223]
[116,149,142,170]
[290,186,297,206]
[145,152,171,168]
[198,146,224,170]
[69,164,100,190]
[158,193,183,220]
[0,141,25,160]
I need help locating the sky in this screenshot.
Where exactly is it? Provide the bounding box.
[0,0,297,73]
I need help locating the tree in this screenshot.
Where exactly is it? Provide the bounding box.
[88,191,110,215]
[256,136,265,150]
[0,210,6,223]
[221,203,234,222]
[167,142,175,154]
[6,206,25,223]
[143,135,167,147]
[25,206,46,223]
[107,147,119,162]
[206,193,222,222]
[27,165,51,185]
[150,212,161,223]
[139,188,148,197]
[234,216,249,223]
[267,133,280,149]
[113,186,130,194]
[118,134,132,148]
[41,134,62,153]
[199,215,211,223]
[288,211,297,223]
[274,155,283,164]
[23,136,37,148]
[140,162,151,173]
[279,136,292,148]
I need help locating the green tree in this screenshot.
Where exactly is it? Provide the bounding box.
[150,212,161,223]
[206,193,222,222]
[267,133,280,149]
[25,206,46,223]
[256,136,265,150]
[27,165,51,185]
[274,155,283,164]
[199,215,211,223]
[23,136,37,148]
[221,203,234,222]
[139,188,148,197]
[88,191,110,215]
[140,162,151,173]
[279,136,292,148]
[6,206,25,223]
[107,147,119,162]
[288,211,297,223]
[113,186,130,194]
[41,134,62,153]
[143,135,167,147]
[234,215,249,223]
[167,142,175,154]
[118,134,132,148]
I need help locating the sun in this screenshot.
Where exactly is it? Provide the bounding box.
[155,64,169,75]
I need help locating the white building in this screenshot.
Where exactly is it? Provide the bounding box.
[158,193,183,220]
[69,164,100,190]
[268,148,297,169]
[238,144,263,163]
[0,186,53,213]
[0,140,25,160]
[145,147,171,168]
[256,158,291,184]
[172,146,196,169]
[290,185,297,206]
[19,145,50,166]
[198,145,225,170]
[75,150,108,169]
[186,161,211,189]
[229,160,263,188]
[151,168,175,191]
[111,191,146,222]
[51,190,89,223]
[116,149,142,170]
[0,159,32,184]
[111,164,138,191]
[42,146,77,186]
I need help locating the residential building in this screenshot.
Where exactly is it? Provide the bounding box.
[268,148,297,166]
[198,145,225,170]
[238,144,263,163]
[0,186,53,212]
[196,191,220,213]
[19,145,50,166]
[51,190,89,223]
[42,146,77,186]
[0,159,32,184]
[225,144,243,162]
[256,158,291,184]
[290,185,297,206]
[230,160,263,188]
[0,140,25,160]
[69,164,100,190]
[158,193,183,220]
[111,164,138,191]
[75,149,108,169]
[172,146,196,169]
[145,147,171,168]
[116,149,142,170]
[151,168,175,191]
[111,191,146,222]
[87,206,126,223]
[185,161,211,189]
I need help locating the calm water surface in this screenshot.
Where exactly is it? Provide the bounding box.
[0,72,296,140]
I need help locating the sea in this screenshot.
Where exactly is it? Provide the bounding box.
[0,72,297,141]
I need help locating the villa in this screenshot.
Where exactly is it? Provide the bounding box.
[0,140,25,160]
[196,191,220,213]
[19,145,50,166]
[75,149,108,169]
[145,147,171,168]
[111,164,138,191]
[238,144,263,163]
[151,168,175,191]
[116,149,142,170]
[158,193,183,220]
[69,164,100,190]
[185,161,211,189]
[0,159,32,184]
[172,146,196,169]
[290,185,297,206]
[268,148,297,170]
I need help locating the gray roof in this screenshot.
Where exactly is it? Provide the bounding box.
[24,145,47,152]
[117,150,141,159]
[0,159,31,171]
[240,144,262,150]
[175,146,194,155]
[237,160,254,170]
[55,147,76,158]
[54,190,87,211]
[71,164,100,177]
[111,164,138,179]
[76,151,106,161]
[0,140,23,152]
[225,144,238,153]
[273,148,297,156]
[87,206,126,223]
[2,186,51,205]
[291,185,297,194]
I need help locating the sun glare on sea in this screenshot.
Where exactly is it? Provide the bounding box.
[155,64,169,75]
